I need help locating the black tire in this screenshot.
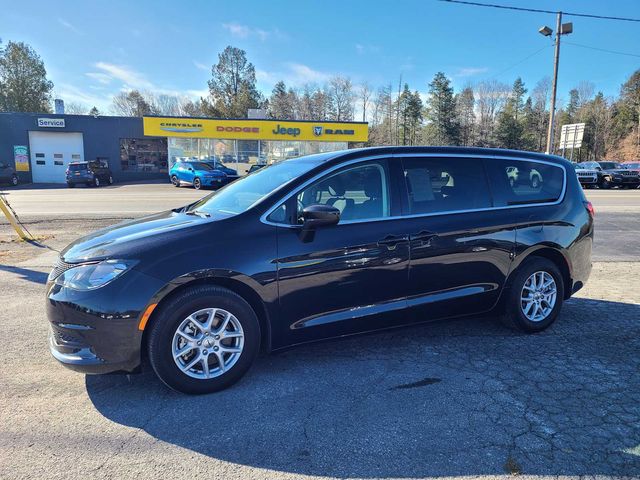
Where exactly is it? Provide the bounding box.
[600,178,611,189]
[147,285,261,394]
[10,174,18,186]
[531,175,541,189]
[501,257,565,333]
[193,177,202,190]
[171,175,180,187]
[67,182,75,188]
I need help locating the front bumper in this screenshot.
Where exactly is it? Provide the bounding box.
[46,267,165,374]
[202,176,227,187]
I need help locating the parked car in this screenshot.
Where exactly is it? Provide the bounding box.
[47,147,593,394]
[596,161,640,188]
[66,160,113,188]
[572,162,613,188]
[201,157,239,180]
[622,161,640,171]
[0,161,18,186]
[169,161,228,190]
[247,164,266,174]
[506,165,543,188]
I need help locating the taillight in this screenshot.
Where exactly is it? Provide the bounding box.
[584,201,595,218]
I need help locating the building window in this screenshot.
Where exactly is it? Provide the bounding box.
[120,138,168,173]
[71,154,81,160]
[54,153,63,158]
[35,153,45,158]
[54,160,64,166]
[36,160,46,165]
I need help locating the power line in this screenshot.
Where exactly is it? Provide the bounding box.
[439,0,640,23]
[564,41,640,59]
[485,44,550,81]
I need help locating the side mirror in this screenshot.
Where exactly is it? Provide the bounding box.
[302,204,340,229]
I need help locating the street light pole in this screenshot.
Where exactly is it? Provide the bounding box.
[545,11,562,155]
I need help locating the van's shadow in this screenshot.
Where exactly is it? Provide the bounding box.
[86,297,640,477]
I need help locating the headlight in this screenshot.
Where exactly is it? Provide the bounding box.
[53,260,135,290]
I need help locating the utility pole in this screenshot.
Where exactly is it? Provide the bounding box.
[539,13,572,155]
[546,12,562,155]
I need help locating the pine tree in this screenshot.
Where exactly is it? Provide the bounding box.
[424,72,459,145]
[494,78,528,149]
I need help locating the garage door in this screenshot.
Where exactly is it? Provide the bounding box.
[28,132,84,183]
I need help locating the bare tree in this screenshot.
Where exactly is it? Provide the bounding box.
[326,76,354,121]
[63,102,88,114]
[358,82,372,122]
[474,80,510,147]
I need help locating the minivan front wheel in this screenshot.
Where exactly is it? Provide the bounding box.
[501,257,564,332]
[147,285,260,394]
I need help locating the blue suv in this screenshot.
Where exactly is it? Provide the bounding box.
[169,161,227,190]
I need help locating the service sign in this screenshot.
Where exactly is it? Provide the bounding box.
[37,118,65,128]
[143,117,368,142]
[13,145,29,172]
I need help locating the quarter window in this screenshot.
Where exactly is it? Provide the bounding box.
[485,159,564,206]
[401,157,491,214]
[297,161,391,223]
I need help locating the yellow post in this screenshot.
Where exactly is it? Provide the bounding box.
[0,196,31,241]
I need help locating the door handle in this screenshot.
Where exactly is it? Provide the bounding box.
[377,235,409,250]
[409,230,436,242]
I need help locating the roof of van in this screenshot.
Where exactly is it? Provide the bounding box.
[329,146,569,165]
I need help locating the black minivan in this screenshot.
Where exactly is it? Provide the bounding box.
[47,147,593,394]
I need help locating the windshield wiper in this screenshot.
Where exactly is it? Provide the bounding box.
[185,210,211,218]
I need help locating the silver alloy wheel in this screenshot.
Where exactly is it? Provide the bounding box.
[172,308,244,379]
[520,271,557,322]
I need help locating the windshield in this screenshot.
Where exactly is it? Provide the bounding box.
[188,156,328,216]
[599,162,621,169]
[68,164,87,171]
[190,162,213,171]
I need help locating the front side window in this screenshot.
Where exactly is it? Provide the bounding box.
[402,157,491,214]
[485,159,564,206]
[296,160,391,223]
[189,155,329,217]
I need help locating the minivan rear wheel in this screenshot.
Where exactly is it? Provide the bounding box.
[501,257,564,333]
[147,285,260,394]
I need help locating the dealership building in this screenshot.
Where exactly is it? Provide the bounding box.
[0,112,368,184]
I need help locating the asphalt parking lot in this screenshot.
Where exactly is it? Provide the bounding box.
[1,183,639,479]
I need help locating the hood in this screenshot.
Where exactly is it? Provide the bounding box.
[61,210,212,262]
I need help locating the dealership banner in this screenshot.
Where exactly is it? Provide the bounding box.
[13,146,29,172]
[143,117,369,142]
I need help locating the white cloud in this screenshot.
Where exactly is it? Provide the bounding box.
[193,60,209,71]
[54,83,111,111]
[453,67,489,77]
[58,18,81,35]
[93,62,155,90]
[222,22,285,42]
[85,72,112,85]
[256,63,332,90]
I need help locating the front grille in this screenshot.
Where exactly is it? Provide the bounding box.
[49,258,75,281]
[51,328,82,345]
[621,171,637,177]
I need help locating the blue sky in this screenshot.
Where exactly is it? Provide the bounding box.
[1,0,639,112]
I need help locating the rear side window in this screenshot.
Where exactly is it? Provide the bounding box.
[485,159,564,206]
[68,164,87,171]
[401,157,491,214]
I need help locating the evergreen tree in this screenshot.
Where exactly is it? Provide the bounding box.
[494,78,528,149]
[206,46,263,118]
[455,86,475,146]
[424,72,459,145]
